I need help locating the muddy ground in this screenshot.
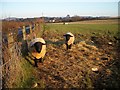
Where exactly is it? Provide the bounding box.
[26,32,120,89]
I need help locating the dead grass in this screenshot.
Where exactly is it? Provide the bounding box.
[29,29,120,88]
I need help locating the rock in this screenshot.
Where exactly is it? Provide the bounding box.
[91,41,94,43]
[96,58,100,61]
[32,83,38,88]
[92,67,98,72]
[108,42,112,45]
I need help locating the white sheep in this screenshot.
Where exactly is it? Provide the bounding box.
[29,38,46,67]
[63,32,75,50]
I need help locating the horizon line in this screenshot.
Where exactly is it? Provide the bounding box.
[1,15,119,19]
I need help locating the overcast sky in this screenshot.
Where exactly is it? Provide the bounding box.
[0,0,119,19]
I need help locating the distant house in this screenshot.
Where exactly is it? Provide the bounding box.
[63,22,69,25]
[49,18,56,23]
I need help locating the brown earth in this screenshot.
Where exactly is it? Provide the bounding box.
[29,33,120,89]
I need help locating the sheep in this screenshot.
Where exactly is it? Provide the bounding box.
[29,38,46,67]
[63,32,75,50]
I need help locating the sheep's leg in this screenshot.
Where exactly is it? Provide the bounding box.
[68,44,72,49]
[34,59,38,67]
[66,43,69,50]
[66,43,72,50]
[39,58,44,63]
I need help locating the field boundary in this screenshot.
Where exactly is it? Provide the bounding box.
[1,21,45,88]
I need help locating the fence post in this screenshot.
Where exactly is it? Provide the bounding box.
[38,23,40,31]
[31,24,36,39]
[36,23,39,32]
[17,27,23,42]
[25,25,31,41]
[34,23,38,37]
[33,24,35,32]
[28,25,32,40]
[8,29,14,48]
[22,26,26,40]
[36,22,42,37]
[12,27,18,42]
[29,25,32,34]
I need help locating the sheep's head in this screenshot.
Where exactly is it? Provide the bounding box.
[63,32,74,41]
[34,42,46,53]
[34,42,42,53]
[29,38,46,53]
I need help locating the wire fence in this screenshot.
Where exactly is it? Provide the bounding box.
[1,22,43,88]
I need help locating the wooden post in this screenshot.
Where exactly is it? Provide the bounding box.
[31,24,35,32]
[33,24,35,32]
[29,25,32,40]
[36,23,42,37]
[2,33,8,47]
[9,29,14,43]
[34,23,39,37]
[12,27,16,42]
[25,25,31,41]
[30,24,35,39]
[17,27,23,42]
[29,25,32,34]
[36,23,39,32]
[38,23,40,31]
[22,26,26,40]
[8,29,14,48]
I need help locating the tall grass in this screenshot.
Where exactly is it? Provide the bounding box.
[16,58,35,88]
[2,45,38,88]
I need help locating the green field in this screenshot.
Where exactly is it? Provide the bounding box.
[45,20,118,36]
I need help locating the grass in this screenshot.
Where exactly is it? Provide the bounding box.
[12,49,45,88]
[17,23,45,88]
[46,23,118,36]
[84,71,93,89]
[18,58,36,88]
